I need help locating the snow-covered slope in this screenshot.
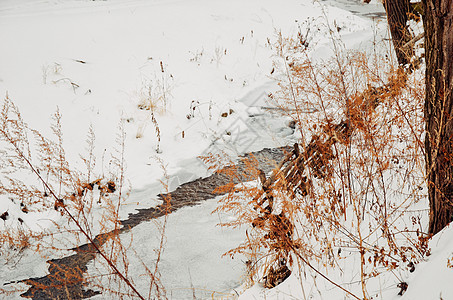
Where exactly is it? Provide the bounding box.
[4,1,446,300]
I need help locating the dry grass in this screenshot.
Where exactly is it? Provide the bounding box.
[0,96,167,299]
[202,28,428,298]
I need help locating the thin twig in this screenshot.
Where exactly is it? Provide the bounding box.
[290,244,362,300]
[2,131,145,300]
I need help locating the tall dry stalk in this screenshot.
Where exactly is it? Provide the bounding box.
[204,28,428,298]
[0,96,149,299]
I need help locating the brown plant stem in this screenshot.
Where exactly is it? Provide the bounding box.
[2,131,145,300]
[289,244,362,300]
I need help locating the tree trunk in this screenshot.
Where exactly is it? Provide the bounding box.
[423,0,453,235]
[383,0,413,65]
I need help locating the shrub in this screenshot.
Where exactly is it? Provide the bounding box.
[203,29,428,298]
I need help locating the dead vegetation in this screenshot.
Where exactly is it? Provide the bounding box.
[202,27,428,298]
[0,96,167,299]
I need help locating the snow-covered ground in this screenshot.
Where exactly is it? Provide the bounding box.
[1,0,452,299]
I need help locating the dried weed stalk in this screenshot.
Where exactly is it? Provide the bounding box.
[203,31,428,298]
[0,96,149,299]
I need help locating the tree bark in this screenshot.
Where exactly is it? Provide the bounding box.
[383,0,413,65]
[423,0,453,235]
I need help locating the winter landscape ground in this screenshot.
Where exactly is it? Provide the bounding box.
[0,0,452,299]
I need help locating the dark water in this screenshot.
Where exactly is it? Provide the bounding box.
[20,146,290,299]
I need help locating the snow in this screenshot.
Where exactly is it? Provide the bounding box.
[1,0,451,299]
[400,224,453,300]
[92,196,247,299]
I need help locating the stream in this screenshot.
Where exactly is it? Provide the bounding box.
[20,146,290,299]
[17,1,385,298]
